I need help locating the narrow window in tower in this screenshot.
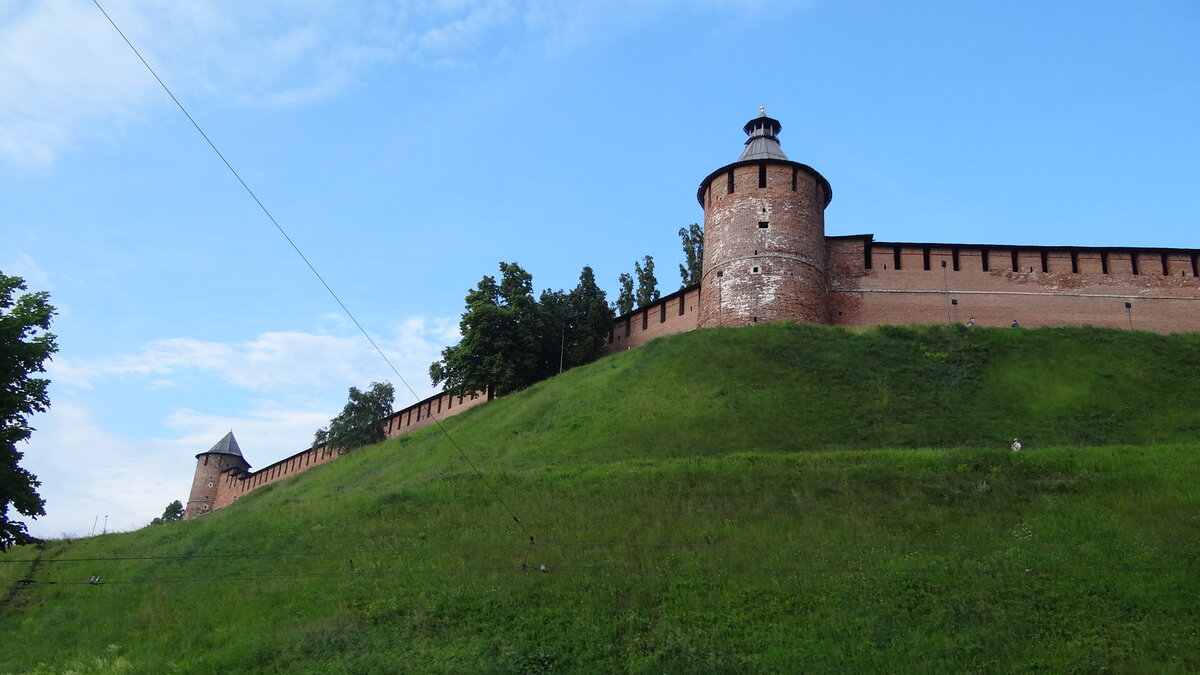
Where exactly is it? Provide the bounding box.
[716,270,724,277]
[791,167,798,191]
[625,318,631,337]
[758,163,767,188]
[1071,250,1079,273]
[922,248,931,271]
[660,303,666,323]
[642,311,648,330]
[1131,253,1140,275]
[679,296,686,315]
[864,241,873,269]
[1040,251,1049,273]
[1101,252,1109,274]
[751,266,761,274]
[982,248,990,271]
[1011,250,1020,272]
[952,248,960,271]
[1160,253,1169,276]
[893,246,902,270]
[1192,253,1199,277]
[758,221,769,229]
[727,171,734,194]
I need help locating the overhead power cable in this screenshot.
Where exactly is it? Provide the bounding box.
[90,0,530,544]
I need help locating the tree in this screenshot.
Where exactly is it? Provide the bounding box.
[565,265,613,367]
[536,287,570,376]
[149,500,184,526]
[0,272,57,551]
[313,381,395,452]
[430,262,542,399]
[678,223,704,288]
[634,255,660,306]
[615,272,635,315]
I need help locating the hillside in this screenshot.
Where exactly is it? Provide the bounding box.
[3,324,1199,673]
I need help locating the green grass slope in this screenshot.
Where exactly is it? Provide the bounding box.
[2,324,1198,673]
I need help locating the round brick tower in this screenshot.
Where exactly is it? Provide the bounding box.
[184,431,249,519]
[696,110,833,328]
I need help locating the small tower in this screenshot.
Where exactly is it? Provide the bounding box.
[184,431,250,519]
[696,109,833,328]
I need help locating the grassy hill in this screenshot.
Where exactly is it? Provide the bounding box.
[3,324,1199,673]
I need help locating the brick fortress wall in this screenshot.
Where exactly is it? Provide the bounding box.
[827,236,1200,332]
[198,238,1200,516]
[194,104,1200,515]
[698,161,831,327]
[205,389,491,512]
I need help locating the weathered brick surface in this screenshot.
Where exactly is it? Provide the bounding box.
[185,452,248,518]
[608,287,700,352]
[698,162,830,327]
[828,238,1200,332]
[190,116,1200,518]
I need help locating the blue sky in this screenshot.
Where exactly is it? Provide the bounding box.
[3,0,1197,537]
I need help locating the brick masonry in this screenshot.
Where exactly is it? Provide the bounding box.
[187,114,1200,518]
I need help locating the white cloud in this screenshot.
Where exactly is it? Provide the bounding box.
[1,252,54,290]
[49,316,457,398]
[0,0,792,165]
[20,398,339,539]
[20,314,459,539]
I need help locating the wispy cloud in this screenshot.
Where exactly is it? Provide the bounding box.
[24,314,459,539]
[50,316,458,398]
[0,0,789,166]
[21,398,338,538]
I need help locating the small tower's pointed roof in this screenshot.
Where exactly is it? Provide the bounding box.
[737,107,789,161]
[202,431,244,459]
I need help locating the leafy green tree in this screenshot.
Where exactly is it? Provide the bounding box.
[313,381,395,452]
[566,265,613,367]
[615,272,634,315]
[678,223,704,288]
[0,272,57,550]
[150,500,184,526]
[539,265,615,375]
[431,262,542,399]
[537,287,570,376]
[634,255,660,306]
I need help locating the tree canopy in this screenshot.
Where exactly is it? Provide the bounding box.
[431,263,613,400]
[615,272,635,315]
[150,500,184,526]
[634,255,660,307]
[313,381,395,452]
[678,223,704,288]
[0,272,57,550]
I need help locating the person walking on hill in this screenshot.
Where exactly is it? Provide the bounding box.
[1010,319,1021,328]
[966,316,976,327]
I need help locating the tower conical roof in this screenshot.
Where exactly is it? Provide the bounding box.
[737,108,789,161]
[202,431,244,459]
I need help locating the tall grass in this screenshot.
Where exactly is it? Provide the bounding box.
[2,325,1198,672]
